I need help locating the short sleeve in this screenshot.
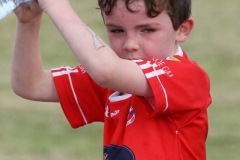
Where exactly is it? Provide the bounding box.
[133,54,211,118]
[51,65,106,128]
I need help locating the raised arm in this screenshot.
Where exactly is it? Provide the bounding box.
[38,0,153,97]
[11,1,59,102]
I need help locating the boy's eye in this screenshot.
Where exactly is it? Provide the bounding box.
[142,28,156,33]
[110,29,124,34]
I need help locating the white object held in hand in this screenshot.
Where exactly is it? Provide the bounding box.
[0,0,32,20]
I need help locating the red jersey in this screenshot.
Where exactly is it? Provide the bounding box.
[51,51,211,160]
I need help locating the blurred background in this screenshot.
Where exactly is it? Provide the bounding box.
[0,0,239,159]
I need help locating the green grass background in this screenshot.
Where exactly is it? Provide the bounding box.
[0,0,239,159]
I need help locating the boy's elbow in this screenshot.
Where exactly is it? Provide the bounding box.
[11,79,32,100]
[12,88,26,99]
[11,82,24,98]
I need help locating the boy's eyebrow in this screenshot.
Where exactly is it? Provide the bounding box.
[136,23,161,28]
[105,23,122,28]
[105,23,161,28]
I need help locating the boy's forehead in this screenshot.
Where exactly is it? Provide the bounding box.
[103,0,146,16]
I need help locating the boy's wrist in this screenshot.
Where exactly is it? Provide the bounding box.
[17,14,42,25]
[16,16,42,33]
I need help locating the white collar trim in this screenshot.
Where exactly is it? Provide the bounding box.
[175,45,183,57]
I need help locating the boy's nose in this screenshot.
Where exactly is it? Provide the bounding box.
[123,36,140,52]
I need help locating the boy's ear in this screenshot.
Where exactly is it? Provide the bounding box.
[176,17,194,43]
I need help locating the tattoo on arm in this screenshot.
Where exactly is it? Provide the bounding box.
[85,26,105,50]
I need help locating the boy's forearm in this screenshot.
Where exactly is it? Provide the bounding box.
[45,2,119,82]
[11,17,44,98]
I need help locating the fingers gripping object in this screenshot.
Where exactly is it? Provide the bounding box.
[0,0,32,20]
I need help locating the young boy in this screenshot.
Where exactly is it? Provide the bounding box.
[12,0,212,159]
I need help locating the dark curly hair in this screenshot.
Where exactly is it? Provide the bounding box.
[98,0,191,30]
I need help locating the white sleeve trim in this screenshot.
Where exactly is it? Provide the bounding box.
[52,66,88,124]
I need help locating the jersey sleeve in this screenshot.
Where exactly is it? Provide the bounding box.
[51,65,106,128]
[133,54,212,118]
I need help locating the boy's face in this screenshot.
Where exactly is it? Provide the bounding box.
[103,0,180,59]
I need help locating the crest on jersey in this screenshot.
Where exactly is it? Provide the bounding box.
[126,106,135,126]
[104,145,136,160]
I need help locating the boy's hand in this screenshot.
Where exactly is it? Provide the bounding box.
[14,0,43,23]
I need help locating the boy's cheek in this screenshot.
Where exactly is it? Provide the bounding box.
[109,39,123,51]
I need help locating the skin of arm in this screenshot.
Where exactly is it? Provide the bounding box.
[12,1,59,102]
